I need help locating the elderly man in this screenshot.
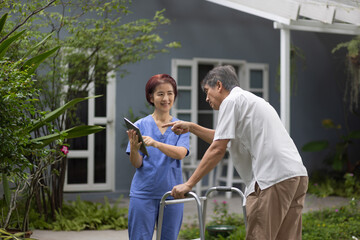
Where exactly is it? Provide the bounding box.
[163,65,308,240]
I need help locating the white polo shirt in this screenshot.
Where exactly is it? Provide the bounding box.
[214,87,307,197]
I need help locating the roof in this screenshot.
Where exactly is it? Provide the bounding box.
[206,0,360,35]
[206,0,360,132]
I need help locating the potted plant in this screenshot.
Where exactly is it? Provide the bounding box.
[332,36,360,111]
[205,200,243,238]
[302,118,360,173]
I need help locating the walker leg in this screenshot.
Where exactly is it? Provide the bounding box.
[156,191,205,240]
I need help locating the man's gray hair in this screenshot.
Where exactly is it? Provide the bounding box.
[201,65,240,91]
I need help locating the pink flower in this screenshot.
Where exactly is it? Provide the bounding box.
[335,209,339,212]
[222,201,227,204]
[213,199,217,203]
[61,146,69,155]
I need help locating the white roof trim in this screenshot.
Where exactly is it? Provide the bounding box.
[206,0,300,25]
[334,4,360,26]
[207,0,360,35]
[298,1,336,24]
[274,19,360,35]
[293,0,360,25]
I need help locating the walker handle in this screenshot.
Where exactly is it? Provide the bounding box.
[214,186,232,192]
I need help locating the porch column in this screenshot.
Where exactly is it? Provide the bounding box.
[280,28,291,133]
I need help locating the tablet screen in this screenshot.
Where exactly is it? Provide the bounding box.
[124,118,149,156]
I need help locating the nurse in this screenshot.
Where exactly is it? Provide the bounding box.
[126,74,190,240]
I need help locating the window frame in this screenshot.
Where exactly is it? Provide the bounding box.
[62,49,116,192]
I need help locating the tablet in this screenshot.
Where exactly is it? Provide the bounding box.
[124,117,149,156]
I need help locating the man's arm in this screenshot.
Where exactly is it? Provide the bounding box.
[163,121,215,144]
[188,122,215,144]
[171,139,229,199]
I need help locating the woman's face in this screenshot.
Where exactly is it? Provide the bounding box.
[150,83,175,113]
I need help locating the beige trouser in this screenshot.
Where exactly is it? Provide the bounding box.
[245,176,308,240]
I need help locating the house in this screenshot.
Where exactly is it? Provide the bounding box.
[64,0,360,201]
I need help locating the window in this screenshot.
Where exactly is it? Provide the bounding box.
[63,52,116,192]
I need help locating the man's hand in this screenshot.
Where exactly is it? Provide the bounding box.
[162,121,191,135]
[171,183,192,199]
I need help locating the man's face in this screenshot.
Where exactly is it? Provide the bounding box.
[203,83,222,110]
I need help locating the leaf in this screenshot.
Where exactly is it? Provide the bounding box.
[14,231,26,237]
[302,140,329,152]
[21,46,60,75]
[30,125,105,148]
[0,13,8,36]
[61,125,106,139]
[27,95,102,133]
[0,228,11,235]
[321,119,336,129]
[0,30,26,60]
[332,154,344,171]
[22,32,54,59]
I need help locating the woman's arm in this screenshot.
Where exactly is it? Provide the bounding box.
[143,136,188,160]
[127,130,143,168]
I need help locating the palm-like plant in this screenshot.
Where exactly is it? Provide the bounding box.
[0,13,104,232]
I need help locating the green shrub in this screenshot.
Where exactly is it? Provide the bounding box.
[179,222,246,240]
[307,177,336,197]
[179,199,360,240]
[29,197,128,231]
[179,223,201,240]
[303,198,360,240]
[308,171,360,198]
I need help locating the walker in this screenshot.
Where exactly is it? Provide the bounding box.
[157,191,205,240]
[156,186,246,240]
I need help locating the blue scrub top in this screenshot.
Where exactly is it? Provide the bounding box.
[126,115,190,199]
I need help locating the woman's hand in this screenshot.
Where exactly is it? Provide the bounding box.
[143,136,157,148]
[127,129,142,151]
[127,129,143,168]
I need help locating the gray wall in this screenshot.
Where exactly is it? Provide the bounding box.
[68,0,359,200]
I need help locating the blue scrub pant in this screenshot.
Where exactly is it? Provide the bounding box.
[128,197,184,240]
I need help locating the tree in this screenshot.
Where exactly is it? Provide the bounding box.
[0,0,180,221]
